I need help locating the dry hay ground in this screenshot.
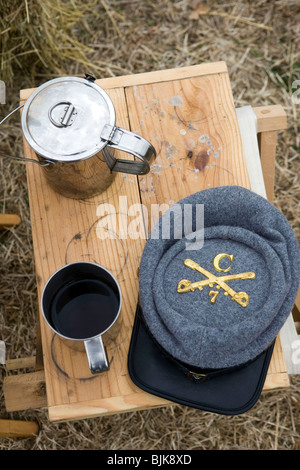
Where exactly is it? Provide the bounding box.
[0,0,299,450]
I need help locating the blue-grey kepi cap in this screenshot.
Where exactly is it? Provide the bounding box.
[128,185,300,414]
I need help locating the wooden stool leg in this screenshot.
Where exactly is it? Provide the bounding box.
[0,214,21,230]
[253,105,287,203]
[0,419,39,438]
[35,313,44,371]
[257,130,277,203]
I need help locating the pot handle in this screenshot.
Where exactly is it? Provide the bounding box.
[0,104,53,167]
[100,124,156,175]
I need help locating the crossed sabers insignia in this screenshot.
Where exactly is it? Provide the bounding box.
[177,254,256,308]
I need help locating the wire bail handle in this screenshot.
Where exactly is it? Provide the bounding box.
[0,103,53,167]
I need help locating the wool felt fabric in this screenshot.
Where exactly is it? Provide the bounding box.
[139,185,300,370]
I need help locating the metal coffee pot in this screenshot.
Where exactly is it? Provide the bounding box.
[1,74,156,199]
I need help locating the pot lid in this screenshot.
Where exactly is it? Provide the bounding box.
[21,76,116,162]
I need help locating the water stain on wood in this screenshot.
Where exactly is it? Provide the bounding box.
[194,151,209,171]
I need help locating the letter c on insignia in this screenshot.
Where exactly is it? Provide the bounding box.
[213,253,234,272]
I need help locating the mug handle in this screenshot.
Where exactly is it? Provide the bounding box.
[84,336,109,373]
[100,124,156,175]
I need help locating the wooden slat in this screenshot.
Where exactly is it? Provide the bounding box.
[0,419,39,438]
[253,105,287,133]
[253,104,287,202]
[49,394,171,423]
[21,87,155,420]
[264,337,290,390]
[19,62,228,101]
[125,71,250,226]
[6,356,36,370]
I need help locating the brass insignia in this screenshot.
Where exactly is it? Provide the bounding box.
[177,254,256,308]
[213,253,234,272]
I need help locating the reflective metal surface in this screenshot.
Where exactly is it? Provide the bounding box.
[21,76,116,163]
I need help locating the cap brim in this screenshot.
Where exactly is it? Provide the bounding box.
[128,304,275,416]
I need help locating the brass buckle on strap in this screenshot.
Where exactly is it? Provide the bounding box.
[188,371,207,383]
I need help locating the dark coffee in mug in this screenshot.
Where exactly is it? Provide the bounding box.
[49,278,120,340]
